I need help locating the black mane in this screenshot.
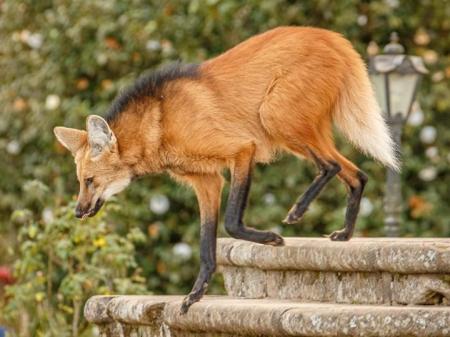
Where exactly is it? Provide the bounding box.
[105,63,199,123]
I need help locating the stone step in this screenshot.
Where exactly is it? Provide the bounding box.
[217,238,450,305]
[85,295,450,337]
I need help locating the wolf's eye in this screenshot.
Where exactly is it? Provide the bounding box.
[85,177,94,186]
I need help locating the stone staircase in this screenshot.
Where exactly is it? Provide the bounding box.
[85,238,450,336]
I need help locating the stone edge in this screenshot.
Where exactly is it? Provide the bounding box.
[217,238,450,273]
[84,295,450,337]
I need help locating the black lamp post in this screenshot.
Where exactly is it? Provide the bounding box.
[369,33,428,237]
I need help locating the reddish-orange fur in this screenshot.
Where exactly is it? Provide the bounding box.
[55,26,395,312]
[106,27,370,187]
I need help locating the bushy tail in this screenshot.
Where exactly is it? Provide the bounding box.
[333,59,400,171]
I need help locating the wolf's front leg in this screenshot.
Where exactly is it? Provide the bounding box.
[180,220,216,314]
[224,147,284,246]
[177,173,223,314]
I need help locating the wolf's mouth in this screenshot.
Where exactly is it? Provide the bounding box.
[89,198,104,217]
[81,199,104,219]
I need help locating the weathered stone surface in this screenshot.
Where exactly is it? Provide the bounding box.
[84,295,115,324]
[85,295,450,337]
[106,295,167,325]
[219,266,268,298]
[222,266,450,305]
[96,323,123,337]
[217,238,450,273]
[392,274,450,305]
[280,304,450,337]
[269,270,391,304]
[86,238,450,336]
[221,267,392,303]
[218,238,450,305]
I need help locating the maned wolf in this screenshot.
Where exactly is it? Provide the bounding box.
[54,26,397,313]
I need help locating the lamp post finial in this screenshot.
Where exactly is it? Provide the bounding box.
[384,32,405,55]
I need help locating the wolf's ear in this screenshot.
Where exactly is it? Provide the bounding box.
[86,115,116,157]
[53,127,87,155]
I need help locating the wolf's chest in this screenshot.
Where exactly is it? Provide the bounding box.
[163,150,229,176]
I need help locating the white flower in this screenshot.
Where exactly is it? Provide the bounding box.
[45,94,60,110]
[425,147,438,160]
[173,242,192,260]
[145,40,161,51]
[419,167,437,182]
[149,194,170,214]
[359,197,374,217]
[432,71,444,82]
[420,126,437,144]
[26,33,43,49]
[263,193,275,205]
[357,15,368,26]
[6,140,20,155]
[385,0,399,8]
[42,207,54,224]
[407,102,424,126]
[96,53,108,66]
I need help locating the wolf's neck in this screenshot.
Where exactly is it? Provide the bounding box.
[110,101,165,177]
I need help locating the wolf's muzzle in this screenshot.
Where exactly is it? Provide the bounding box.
[75,199,104,219]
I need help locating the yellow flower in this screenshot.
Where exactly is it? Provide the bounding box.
[35,292,45,302]
[93,237,106,248]
[28,225,38,239]
[98,286,111,295]
[59,304,74,314]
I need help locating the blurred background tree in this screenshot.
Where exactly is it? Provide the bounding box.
[0,0,448,335]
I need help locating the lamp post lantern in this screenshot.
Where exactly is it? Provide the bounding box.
[369,32,428,237]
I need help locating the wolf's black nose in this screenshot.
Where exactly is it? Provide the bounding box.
[75,206,84,218]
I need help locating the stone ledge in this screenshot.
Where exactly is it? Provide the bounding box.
[217,238,450,305]
[217,238,450,273]
[220,266,450,305]
[85,295,450,337]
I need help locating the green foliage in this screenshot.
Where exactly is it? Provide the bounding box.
[0,0,449,335]
[4,197,147,336]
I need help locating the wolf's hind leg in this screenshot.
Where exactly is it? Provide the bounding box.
[328,150,368,241]
[283,149,341,224]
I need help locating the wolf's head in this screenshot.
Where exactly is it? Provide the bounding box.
[54,115,132,219]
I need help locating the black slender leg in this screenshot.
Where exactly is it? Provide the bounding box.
[180,220,217,314]
[224,169,284,246]
[283,154,341,224]
[329,171,368,241]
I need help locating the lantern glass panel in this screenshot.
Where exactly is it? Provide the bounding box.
[370,73,388,115]
[387,72,420,119]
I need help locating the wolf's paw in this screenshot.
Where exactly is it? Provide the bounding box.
[328,229,352,241]
[282,204,308,225]
[180,291,203,315]
[282,212,302,225]
[265,232,285,246]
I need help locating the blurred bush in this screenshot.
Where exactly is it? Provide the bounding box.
[0,0,449,335]
[4,199,147,336]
